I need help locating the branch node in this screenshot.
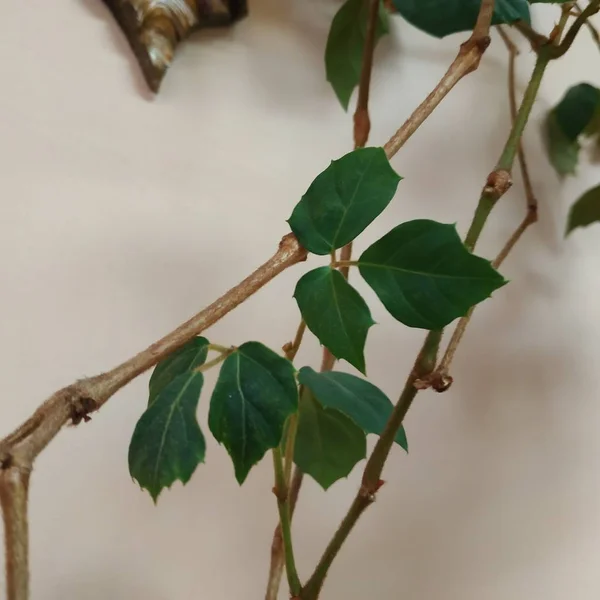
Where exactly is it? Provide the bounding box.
[484,168,512,199]
[69,395,98,426]
[431,372,454,393]
[272,485,288,503]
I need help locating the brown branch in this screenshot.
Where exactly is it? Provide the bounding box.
[0,233,307,469]
[383,8,495,160]
[512,20,549,51]
[546,0,600,58]
[574,1,600,51]
[0,468,30,600]
[0,233,307,598]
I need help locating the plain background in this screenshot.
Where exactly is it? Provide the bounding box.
[1,0,600,598]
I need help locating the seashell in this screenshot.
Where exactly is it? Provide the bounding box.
[102,0,248,92]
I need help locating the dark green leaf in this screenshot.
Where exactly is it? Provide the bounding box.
[544,111,580,177]
[298,366,407,450]
[294,267,374,373]
[357,219,506,330]
[392,0,529,38]
[288,147,401,255]
[566,184,600,235]
[294,391,366,490]
[553,83,600,141]
[325,0,389,110]
[129,372,206,502]
[148,337,209,406]
[208,342,298,484]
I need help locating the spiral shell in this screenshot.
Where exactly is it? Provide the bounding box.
[103,0,247,92]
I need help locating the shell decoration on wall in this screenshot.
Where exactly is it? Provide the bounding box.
[102,0,248,92]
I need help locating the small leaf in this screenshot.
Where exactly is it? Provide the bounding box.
[208,342,298,484]
[358,219,506,330]
[294,267,374,373]
[288,147,401,255]
[392,0,529,38]
[148,337,209,406]
[566,184,600,235]
[298,366,407,450]
[294,391,366,490]
[553,83,600,141]
[325,0,389,110]
[544,112,580,177]
[129,372,206,502]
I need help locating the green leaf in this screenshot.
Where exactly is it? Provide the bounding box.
[553,83,600,141]
[544,111,580,177]
[566,184,600,235]
[294,267,374,373]
[325,0,389,110]
[148,337,209,406]
[298,366,407,450]
[529,1,571,3]
[129,372,206,502]
[357,219,507,330]
[392,0,530,38]
[294,391,366,490]
[288,147,401,255]
[208,342,298,484]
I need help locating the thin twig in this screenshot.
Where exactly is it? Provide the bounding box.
[265,468,304,600]
[512,20,549,51]
[546,0,600,58]
[429,208,538,379]
[497,26,538,214]
[574,1,600,51]
[283,321,307,361]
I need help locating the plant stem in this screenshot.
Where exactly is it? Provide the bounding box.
[195,349,234,373]
[546,0,600,58]
[383,19,494,160]
[302,330,442,600]
[497,25,538,214]
[463,53,549,252]
[284,321,307,361]
[0,468,30,600]
[284,414,299,485]
[436,10,575,383]
[574,2,600,51]
[266,468,304,600]
[272,449,302,596]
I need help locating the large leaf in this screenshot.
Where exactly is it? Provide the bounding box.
[545,112,580,177]
[357,220,506,330]
[553,83,600,141]
[566,184,600,235]
[294,267,374,373]
[288,147,401,255]
[148,337,209,406]
[294,391,366,490]
[129,372,206,502]
[392,0,530,38]
[298,366,407,450]
[325,0,389,110]
[208,342,298,484]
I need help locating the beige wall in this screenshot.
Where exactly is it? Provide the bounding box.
[1,1,600,598]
